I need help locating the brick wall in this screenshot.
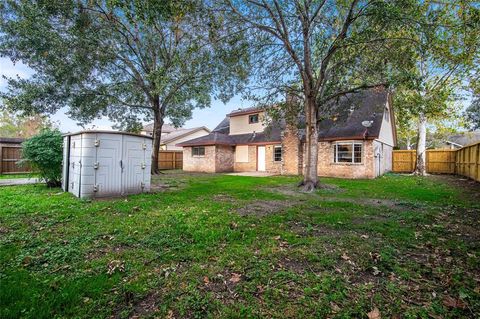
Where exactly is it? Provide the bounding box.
[183,146,217,173]
[215,145,234,172]
[281,125,302,175]
[265,144,282,174]
[316,141,375,179]
[234,145,257,172]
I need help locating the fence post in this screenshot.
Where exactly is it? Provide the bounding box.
[0,145,3,174]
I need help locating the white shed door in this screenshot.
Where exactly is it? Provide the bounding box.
[122,135,146,195]
[69,135,82,197]
[257,146,266,171]
[95,133,123,197]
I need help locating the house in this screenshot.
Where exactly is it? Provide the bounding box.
[441,132,480,149]
[177,87,397,179]
[141,123,210,151]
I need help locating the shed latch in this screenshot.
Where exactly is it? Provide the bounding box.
[93,185,98,192]
[141,162,146,169]
[94,139,100,147]
[94,162,99,170]
[142,143,147,150]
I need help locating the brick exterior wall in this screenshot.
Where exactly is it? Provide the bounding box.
[215,145,234,172]
[281,126,302,175]
[183,146,217,173]
[265,144,282,174]
[234,145,257,172]
[316,141,376,179]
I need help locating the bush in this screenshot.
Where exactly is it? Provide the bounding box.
[21,129,63,187]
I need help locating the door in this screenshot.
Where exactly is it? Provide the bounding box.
[257,146,266,171]
[94,133,123,197]
[122,135,146,195]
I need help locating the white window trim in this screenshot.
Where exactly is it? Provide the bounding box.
[273,145,282,162]
[333,141,363,164]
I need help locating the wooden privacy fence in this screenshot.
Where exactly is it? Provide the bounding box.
[158,151,183,170]
[392,141,480,182]
[456,142,480,182]
[0,146,31,174]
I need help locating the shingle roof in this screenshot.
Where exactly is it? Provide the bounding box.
[227,106,265,117]
[445,131,480,147]
[177,121,283,147]
[142,123,177,133]
[160,127,210,144]
[179,87,391,147]
[316,87,389,141]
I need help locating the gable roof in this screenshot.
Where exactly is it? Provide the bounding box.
[445,131,480,147]
[142,123,177,134]
[161,127,210,144]
[227,106,264,117]
[316,86,390,141]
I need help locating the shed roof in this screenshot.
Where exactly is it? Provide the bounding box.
[63,130,153,139]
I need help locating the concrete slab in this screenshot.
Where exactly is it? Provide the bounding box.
[225,172,276,177]
[0,178,41,186]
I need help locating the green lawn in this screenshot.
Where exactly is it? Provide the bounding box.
[1,172,479,318]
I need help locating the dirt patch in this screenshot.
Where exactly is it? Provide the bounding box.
[236,200,297,217]
[269,184,344,197]
[199,270,244,305]
[429,174,480,202]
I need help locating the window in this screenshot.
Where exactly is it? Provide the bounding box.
[334,142,362,163]
[249,114,259,124]
[273,146,282,162]
[235,145,249,162]
[192,146,205,157]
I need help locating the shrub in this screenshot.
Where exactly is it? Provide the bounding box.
[21,129,63,187]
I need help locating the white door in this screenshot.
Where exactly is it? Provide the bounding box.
[257,146,266,171]
[122,135,146,195]
[95,133,123,197]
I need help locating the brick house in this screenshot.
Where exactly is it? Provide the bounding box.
[177,87,397,179]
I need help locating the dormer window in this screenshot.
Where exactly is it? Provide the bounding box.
[249,114,259,124]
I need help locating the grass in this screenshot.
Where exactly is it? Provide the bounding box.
[0,172,479,318]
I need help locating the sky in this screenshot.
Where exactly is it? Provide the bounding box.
[0,57,255,132]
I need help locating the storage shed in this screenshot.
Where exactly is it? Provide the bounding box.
[62,131,152,198]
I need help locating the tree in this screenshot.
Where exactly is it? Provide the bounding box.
[396,2,479,175]
[0,0,247,173]
[21,129,63,187]
[0,109,54,138]
[465,95,480,130]
[222,0,419,190]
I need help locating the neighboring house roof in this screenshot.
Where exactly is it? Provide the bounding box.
[161,127,210,144]
[179,87,392,147]
[0,137,26,143]
[445,131,480,147]
[142,123,177,134]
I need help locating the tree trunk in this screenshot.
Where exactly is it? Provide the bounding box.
[151,99,164,175]
[414,112,427,176]
[300,96,319,191]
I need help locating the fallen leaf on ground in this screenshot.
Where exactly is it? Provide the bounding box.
[229,273,241,283]
[442,295,467,309]
[367,307,381,319]
[203,276,209,285]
